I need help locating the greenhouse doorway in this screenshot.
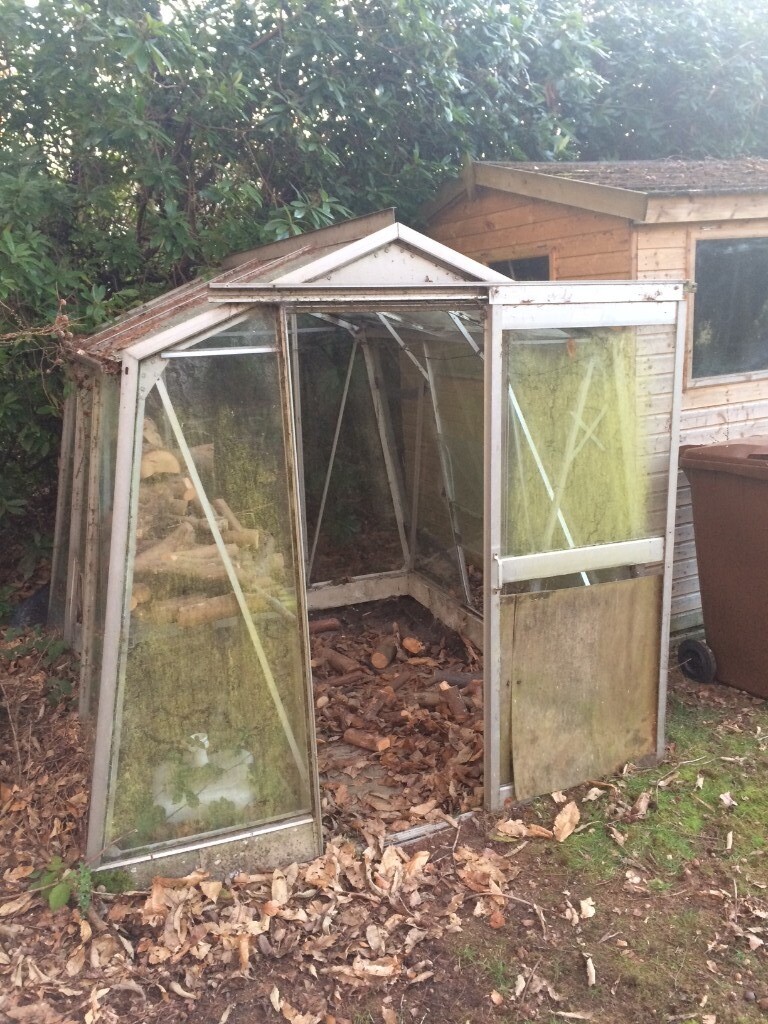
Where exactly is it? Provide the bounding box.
[289,306,487,839]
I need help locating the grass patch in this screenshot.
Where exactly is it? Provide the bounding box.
[557,691,768,883]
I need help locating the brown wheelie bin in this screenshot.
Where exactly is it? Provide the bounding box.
[679,437,768,697]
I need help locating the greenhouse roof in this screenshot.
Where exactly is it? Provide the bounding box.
[67,211,509,367]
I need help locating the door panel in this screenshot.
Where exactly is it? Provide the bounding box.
[485,287,685,808]
[501,575,661,800]
[94,309,320,866]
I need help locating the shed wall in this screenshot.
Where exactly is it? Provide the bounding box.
[429,191,768,630]
[427,188,633,280]
[635,219,768,629]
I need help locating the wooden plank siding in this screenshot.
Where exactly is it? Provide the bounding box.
[427,189,768,630]
[635,221,768,628]
[428,187,632,280]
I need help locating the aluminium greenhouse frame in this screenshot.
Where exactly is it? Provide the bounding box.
[53,220,687,877]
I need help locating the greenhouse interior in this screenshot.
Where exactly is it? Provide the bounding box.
[50,214,688,878]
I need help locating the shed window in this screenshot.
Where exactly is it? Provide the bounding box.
[490,255,550,281]
[692,238,768,379]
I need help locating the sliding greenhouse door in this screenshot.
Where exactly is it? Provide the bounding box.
[484,284,686,808]
[89,309,320,871]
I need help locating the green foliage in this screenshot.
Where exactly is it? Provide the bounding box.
[574,0,768,159]
[3,0,768,568]
[29,856,92,913]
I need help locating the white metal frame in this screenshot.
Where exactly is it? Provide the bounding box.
[85,214,690,866]
[484,283,687,809]
[88,306,324,867]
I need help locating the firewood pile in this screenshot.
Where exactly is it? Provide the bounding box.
[309,606,484,837]
[130,416,291,628]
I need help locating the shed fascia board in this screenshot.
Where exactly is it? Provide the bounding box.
[472,163,650,222]
[644,193,768,224]
[264,223,511,287]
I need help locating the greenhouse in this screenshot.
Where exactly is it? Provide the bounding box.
[51,211,687,878]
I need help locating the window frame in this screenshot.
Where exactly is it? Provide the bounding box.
[686,226,768,391]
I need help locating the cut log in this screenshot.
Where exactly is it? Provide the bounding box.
[190,443,214,477]
[176,591,269,627]
[343,729,391,753]
[438,681,468,720]
[213,497,243,532]
[133,523,195,571]
[221,528,261,549]
[140,448,181,479]
[133,594,202,624]
[168,476,196,502]
[308,616,342,635]
[318,646,362,675]
[402,636,424,655]
[142,416,164,448]
[431,670,483,689]
[130,582,152,610]
[371,639,397,670]
[388,667,418,691]
[316,669,366,688]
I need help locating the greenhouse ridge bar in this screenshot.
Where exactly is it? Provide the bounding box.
[51,213,687,880]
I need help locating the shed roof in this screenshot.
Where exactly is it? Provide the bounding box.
[484,159,768,195]
[425,158,768,224]
[67,213,509,367]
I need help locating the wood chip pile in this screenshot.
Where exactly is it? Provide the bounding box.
[309,608,484,838]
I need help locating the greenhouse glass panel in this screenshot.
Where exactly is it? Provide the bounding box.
[104,329,312,857]
[297,321,404,582]
[503,326,652,559]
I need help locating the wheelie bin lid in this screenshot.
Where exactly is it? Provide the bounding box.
[680,436,768,480]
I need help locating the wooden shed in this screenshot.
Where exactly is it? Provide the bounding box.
[426,159,768,631]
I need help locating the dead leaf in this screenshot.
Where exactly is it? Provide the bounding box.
[553,802,580,842]
[579,897,596,920]
[200,880,222,903]
[583,787,605,802]
[696,774,704,790]
[630,791,651,819]
[719,791,738,809]
[490,990,503,1005]
[608,826,626,847]
[584,954,596,987]
[65,945,86,977]
[526,824,555,840]
[551,791,567,804]
[366,924,387,957]
[0,893,34,918]
[495,819,527,838]
[489,910,506,929]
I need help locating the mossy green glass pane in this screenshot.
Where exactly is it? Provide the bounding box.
[503,327,649,557]
[106,326,310,856]
[423,335,484,559]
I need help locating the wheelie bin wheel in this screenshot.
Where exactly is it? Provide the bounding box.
[677,638,717,684]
